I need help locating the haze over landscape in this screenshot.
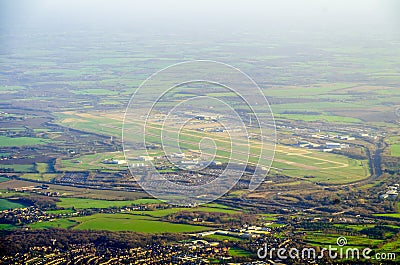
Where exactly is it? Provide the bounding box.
[0,0,399,264]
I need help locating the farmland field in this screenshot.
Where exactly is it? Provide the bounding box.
[0,164,35,173]
[29,219,77,229]
[374,213,400,219]
[0,198,29,210]
[390,144,400,157]
[131,204,241,217]
[0,136,50,147]
[228,247,252,257]
[57,197,161,209]
[59,152,128,171]
[72,213,211,233]
[0,176,9,183]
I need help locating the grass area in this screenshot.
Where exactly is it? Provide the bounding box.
[374,213,400,219]
[71,88,119,96]
[55,111,122,137]
[260,213,279,221]
[132,204,240,217]
[0,136,50,147]
[0,176,9,183]
[130,198,162,204]
[59,151,127,171]
[0,224,16,230]
[266,223,286,228]
[271,146,369,184]
[263,83,354,97]
[305,232,383,247]
[390,144,400,157]
[333,224,375,232]
[0,198,29,210]
[380,237,400,253]
[19,173,58,182]
[35,163,49,173]
[0,85,25,94]
[56,109,369,184]
[303,231,400,261]
[228,247,252,257]
[0,164,35,173]
[46,209,75,215]
[276,113,362,123]
[205,234,243,242]
[57,197,161,209]
[29,219,77,229]
[72,213,211,233]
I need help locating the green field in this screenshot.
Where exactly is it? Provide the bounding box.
[0,136,50,147]
[276,113,362,123]
[55,111,122,137]
[0,198,29,210]
[28,202,239,233]
[46,209,75,215]
[72,213,210,233]
[0,164,35,173]
[305,233,384,247]
[72,88,119,96]
[29,219,77,229]
[59,151,127,171]
[19,173,58,182]
[132,203,241,217]
[0,176,9,183]
[390,144,400,157]
[374,213,400,219]
[0,224,16,230]
[228,247,252,257]
[57,197,161,209]
[35,163,49,173]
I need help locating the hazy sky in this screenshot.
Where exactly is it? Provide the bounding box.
[1,0,399,38]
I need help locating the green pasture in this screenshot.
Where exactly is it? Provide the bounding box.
[0,198,29,210]
[228,247,252,257]
[57,197,161,209]
[72,213,211,233]
[390,144,400,157]
[29,219,78,229]
[276,114,362,123]
[374,213,400,219]
[305,232,383,247]
[131,203,240,217]
[55,112,122,137]
[59,152,127,171]
[0,136,50,147]
[46,209,75,215]
[0,164,35,173]
[0,224,16,230]
[72,88,120,96]
[0,176,9,183]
